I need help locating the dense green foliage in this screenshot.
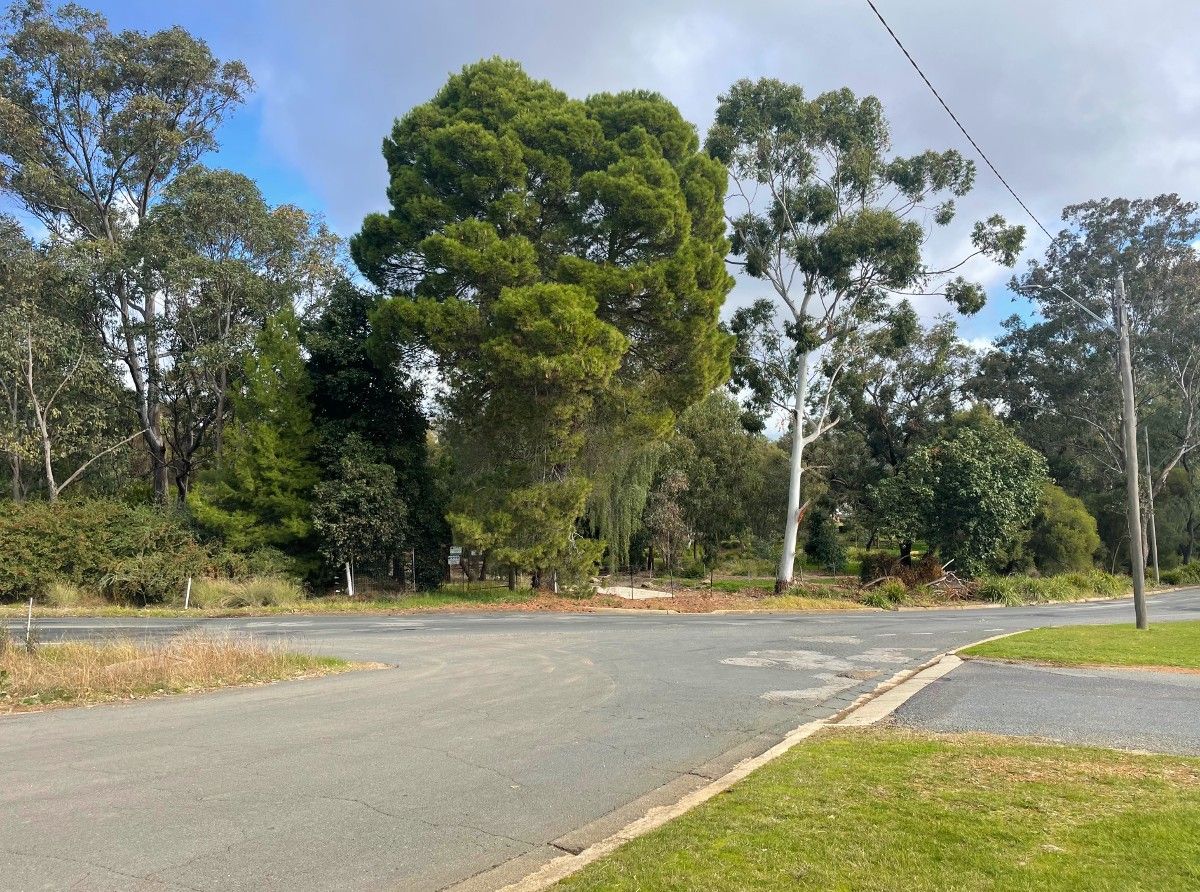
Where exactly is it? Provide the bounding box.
[803,510,847,573]
[878,413,1049,576]
[311,438,408,573]
[188,309,319,565]
[0,499,209,602]
[1026,483,1101,574]
[304,281,446,587]
[2,2,1195,600]
[361,59,733,585]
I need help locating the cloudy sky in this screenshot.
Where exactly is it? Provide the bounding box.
[80,0,1200,342]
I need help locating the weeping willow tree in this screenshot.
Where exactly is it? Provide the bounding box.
[586,439,664,574]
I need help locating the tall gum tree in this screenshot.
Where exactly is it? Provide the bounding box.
[356,59,733,583]
[704,79,1024,591]
[0,0,251,502]
[987,195,1200,564]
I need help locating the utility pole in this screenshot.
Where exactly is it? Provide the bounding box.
[1018,277,1148,628]
[1144,425,1160,585]
[1115,274,1148,630]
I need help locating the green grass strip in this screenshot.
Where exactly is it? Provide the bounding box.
[963,620,1200,670]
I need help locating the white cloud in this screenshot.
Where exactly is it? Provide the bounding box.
[235,0,1200,340]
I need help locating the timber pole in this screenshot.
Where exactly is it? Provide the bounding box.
[1115,274,1148,629]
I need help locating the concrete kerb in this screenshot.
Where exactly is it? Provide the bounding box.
[482,632,1021,892]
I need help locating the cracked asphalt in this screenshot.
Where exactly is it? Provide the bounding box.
[3,589,1199,891]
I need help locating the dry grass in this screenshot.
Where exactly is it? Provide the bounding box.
[0,632,352,713]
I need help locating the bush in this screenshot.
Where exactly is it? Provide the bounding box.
[188,576,306,609]
[862,581,908,609]
[804,511,847,573]
[1027,484,1101,574]
[859,551,943,586]
[1161,563,1200,586]
[977,571,1127,606]
[209,546,305,580]
[0,500,212,603]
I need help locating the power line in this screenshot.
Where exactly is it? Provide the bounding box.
[864,0,1055,243]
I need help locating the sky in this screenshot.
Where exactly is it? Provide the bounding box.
[63,1,1200,343]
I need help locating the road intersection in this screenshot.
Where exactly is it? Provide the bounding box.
[4,590,1199,891]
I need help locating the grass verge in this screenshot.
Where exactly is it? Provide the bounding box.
[0,632,354,713]
[557,727,1200,891]
[962,620,1200,671]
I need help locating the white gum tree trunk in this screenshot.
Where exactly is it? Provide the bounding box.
[775,349,809,592]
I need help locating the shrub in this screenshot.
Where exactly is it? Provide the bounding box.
[861,580,908,609]
[1161,563,1200,586]
[1027,484,1101,574]
[977,571,1127,606]
[188,576,306,609]
[0,500,211,603]
[804,511,847,573]
[859,551,943,586]
[875,413,1048,576]
[209,546,305,580]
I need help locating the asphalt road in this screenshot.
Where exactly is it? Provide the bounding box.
[894,658,1200,755]
[3,590,1199,891]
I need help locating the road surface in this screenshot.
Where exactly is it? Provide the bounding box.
[3,590,1198,891]
[895,658,1200,755]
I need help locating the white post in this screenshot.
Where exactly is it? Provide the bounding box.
[184,576,192,609]
[26,597,33,647]
[345,562,355,598]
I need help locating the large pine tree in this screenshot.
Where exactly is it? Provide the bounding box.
[189,307,319,560]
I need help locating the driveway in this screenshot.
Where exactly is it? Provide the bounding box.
[894,658,1200,755]
[3,590,1199,891]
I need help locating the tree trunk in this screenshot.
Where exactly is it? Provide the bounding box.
[9,452,21,502]
[23,325,58,501]
[775,351,810,593]
[900,539,913,565]
[507,566,516,590]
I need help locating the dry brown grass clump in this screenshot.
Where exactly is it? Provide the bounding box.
[0,631,349,713]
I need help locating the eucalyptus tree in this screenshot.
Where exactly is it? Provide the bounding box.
[0,0,252,502]
[705,78,1023,591]
[992,196,1200,535]
[135,166,339,499]
[359,59,733,585]
[0,216,130,501]
[834,306,978,551]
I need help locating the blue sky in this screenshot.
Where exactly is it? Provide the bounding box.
[41,1,1200,343]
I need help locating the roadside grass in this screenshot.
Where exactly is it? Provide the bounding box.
[0,586,543,619]
[0,568,1143,618]
[557,727,1200,891]
[976,571,1128,606]
[962,620,1200,670]
[0,632,354,713]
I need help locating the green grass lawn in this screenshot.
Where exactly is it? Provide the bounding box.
[557,728,1200,891]
[962,620,1200,670]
